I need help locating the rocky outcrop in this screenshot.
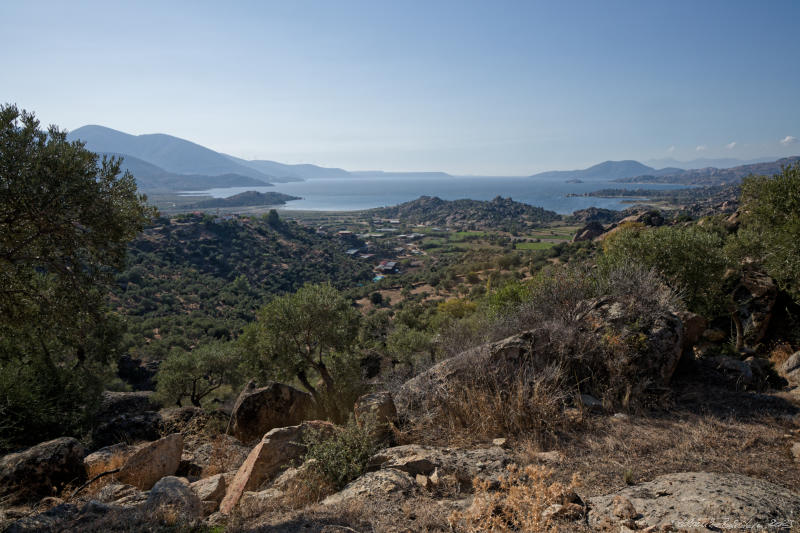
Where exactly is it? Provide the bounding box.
[227,381,313,445]
[397,297,682,416]
[0,438,85,504]
[144,476,202,521]
[354,391,397,440]
[367,444,511,489]
[732,271,777,346]
[571,221,605,242]
[588,472,800,531]
[116,433,183,490]
[220,420,335,514]
[322,469,418,506]
[116,354,159,391]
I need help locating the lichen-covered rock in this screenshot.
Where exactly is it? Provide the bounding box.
[227,380,313,445]
[91,411,163,450]
[219,420,335,514]
[588,472,800,530]
[0,437,85,504]
[144,476,201,521]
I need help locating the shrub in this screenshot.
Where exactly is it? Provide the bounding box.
[303,415,382,490]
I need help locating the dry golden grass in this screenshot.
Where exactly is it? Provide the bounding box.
[449,464,583,533]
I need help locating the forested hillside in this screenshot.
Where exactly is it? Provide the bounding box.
[114,213,372,358]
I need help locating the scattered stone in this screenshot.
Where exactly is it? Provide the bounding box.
[220,420,335,514]
[491,438,507,447]
[792,442,800,464]
[0,437,85,504]
[238,488,285,512]
[588,472,800,530]
[116,433,183,490]
[542,502,584,521]
[415,473,430,489]
[144,476,202,521]
[227,380,314,445]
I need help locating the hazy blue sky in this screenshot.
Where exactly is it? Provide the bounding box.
[2,0,799,174]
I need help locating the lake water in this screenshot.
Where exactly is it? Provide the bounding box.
[183,175,690,214]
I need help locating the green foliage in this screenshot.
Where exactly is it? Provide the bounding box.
[729,164,800,300]
[0,105,153,451]
[386,324,433,368]
[601,224,728,315]
[115,214,373,357]
[303,416,382,490]
[155,342,240,407]
[241,283,360,405]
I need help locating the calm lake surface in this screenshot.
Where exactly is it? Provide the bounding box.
[184,175,690,214]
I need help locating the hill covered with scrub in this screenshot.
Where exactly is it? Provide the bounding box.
[2,107,800,532]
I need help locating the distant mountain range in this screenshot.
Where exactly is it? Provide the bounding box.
[529,160,681,181]
[644,156,781,170]
[614,156,800,186]
[67,124,797,193]
[67,125,348,191]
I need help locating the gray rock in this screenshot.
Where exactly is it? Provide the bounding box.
[588,472,800,531]
[227,380,314,445]
[783,351,800,385]
[144,476,202,521]
[322,469,418,506]
[0,437,85,504]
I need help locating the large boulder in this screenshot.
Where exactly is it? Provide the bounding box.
[227,380,313,445]
[0,437,85,504]
[144,476,202,521]
[83,443,135,479]
[219,420,335,514]
[94,483,148,508]
[190,473,227,515]
[95,390,159,422]
[115,433,183,490]
[588,472,800,531]
[322,469,418,507]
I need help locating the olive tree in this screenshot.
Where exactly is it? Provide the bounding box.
[0,104,154,450]
[155,342,239,407]
[241,282,360,403]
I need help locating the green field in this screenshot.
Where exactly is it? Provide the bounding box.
[515,241,556,250]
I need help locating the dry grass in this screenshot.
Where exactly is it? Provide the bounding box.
[396,371,576,449]
[449,464,583,533]
[517,404,800,497]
